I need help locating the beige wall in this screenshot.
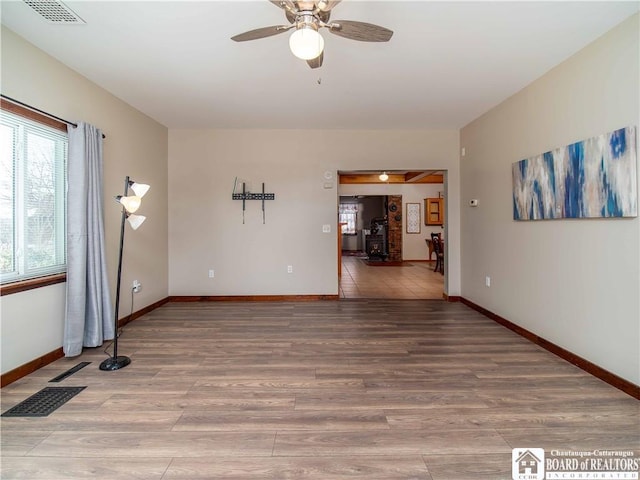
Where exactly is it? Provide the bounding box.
[339,183,445,260]
[460,14,640,384]
[1,27,169,374]
[169,129,460,296]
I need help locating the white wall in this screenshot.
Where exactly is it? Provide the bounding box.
[169,129,460,296]
[339,183,445,260]
[460,15,640,384]
[1,27,169,374]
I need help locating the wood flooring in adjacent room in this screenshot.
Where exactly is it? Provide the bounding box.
[1,300,638,480]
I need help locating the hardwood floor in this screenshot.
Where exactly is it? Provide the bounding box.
[340,255,444,299]
[1,300,638,479]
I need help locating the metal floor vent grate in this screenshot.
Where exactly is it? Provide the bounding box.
[49,362,91,383]
[23,0,85,24]
[1,386,86,417]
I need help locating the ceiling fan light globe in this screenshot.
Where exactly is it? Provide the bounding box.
[289,28,324,60]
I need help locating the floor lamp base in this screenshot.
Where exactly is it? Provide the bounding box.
[99,356,131,371]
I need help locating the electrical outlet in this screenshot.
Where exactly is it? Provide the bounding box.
[132,280,141,293]
[287,265,293,274]
[208,269,215,278]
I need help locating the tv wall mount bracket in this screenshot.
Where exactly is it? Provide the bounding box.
[232,178,275,224]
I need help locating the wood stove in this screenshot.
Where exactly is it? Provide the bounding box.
[366,234,385,259]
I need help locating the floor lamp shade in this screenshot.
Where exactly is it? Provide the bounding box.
[117,195,141,213]
[99,176,149,371]
[127,214,146,230]
[130,181,150,198]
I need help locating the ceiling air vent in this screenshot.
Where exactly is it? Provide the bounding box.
[23,0,85,24]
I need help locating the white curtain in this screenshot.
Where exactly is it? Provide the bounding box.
[339,203,358,235]
[64,122,113,356]
[338,204,358,214]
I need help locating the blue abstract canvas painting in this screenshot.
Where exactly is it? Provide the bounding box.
[512,126,638,220]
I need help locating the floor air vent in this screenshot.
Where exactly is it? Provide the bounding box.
[1,386,86,417]
[23,0,86,24]
[49,362,91,383]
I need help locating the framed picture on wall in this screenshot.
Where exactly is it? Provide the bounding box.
[406,203,421,234]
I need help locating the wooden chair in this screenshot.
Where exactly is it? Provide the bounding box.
[431,233,444,274]
[425,232,442,261]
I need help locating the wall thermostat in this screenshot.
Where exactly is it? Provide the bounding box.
[469,199,479,207]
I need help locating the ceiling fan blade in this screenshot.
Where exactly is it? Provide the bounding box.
[317,0,341,11]
[307,51,324,69]
[328,20,393,42]
[231,25,290,42]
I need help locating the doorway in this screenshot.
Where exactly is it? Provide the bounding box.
[337,170,446,299]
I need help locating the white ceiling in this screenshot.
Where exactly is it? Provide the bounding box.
[2,1,638,129]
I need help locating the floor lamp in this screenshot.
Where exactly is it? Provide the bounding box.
[99,176,150,371]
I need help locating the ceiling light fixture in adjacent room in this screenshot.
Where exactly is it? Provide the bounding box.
[379,172,389,182]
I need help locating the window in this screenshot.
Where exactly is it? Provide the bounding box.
[1,106,67,285]
[339,203,357,235]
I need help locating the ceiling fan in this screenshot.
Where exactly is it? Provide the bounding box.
[231,0,393,69]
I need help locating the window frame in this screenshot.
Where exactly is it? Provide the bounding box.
[0,99,68,296]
